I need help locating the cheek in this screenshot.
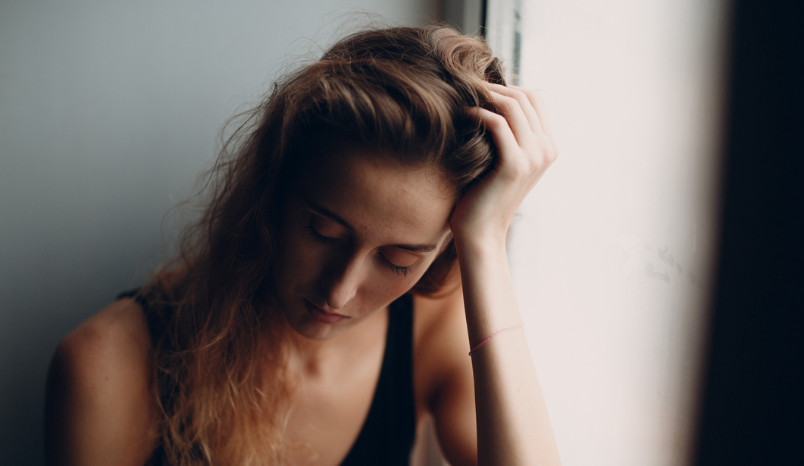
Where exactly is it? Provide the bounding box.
[281,237,323,284]
[357,277,415,317]
[275,220,323,290]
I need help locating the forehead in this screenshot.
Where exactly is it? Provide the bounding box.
[300,148,455,242]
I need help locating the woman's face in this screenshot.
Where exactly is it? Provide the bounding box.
[274,147,456,340]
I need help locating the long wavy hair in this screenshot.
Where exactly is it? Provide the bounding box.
[139,24,505,465]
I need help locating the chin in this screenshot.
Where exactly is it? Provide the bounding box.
[280,296,350,341]
[289,319,350,341]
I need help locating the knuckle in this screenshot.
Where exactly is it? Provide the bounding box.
[505,96,520,108]
[527,142,557,165]
[544,145,559,163]
[522,88,541,104]
[495,94,518,109]
[486,114,507,128]
[507,86,527,99]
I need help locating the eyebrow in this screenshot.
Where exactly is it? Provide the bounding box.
[304,198,440,253]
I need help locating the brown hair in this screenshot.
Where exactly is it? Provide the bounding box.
[142,24,505,465]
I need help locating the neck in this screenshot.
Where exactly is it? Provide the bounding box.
[281,306,389,379]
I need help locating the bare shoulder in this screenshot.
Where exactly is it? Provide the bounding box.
[45,296,158,466]
[413,287,469,360]
[58,296,153,370]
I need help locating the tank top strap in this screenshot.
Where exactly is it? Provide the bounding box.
[114,288,417,465]
[114,287,169,465]
[340,293,416,465]
[115,287,170,350]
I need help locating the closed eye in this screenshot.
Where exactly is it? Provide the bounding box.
[305,221,414,277]
[304,224,343,245]
[379,253,411,277]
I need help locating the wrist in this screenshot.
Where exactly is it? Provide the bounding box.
[451,229,507,257]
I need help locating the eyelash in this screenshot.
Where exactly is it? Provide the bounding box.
[385,262,411,277]
[303,223,411,277]
[304,224,340,245]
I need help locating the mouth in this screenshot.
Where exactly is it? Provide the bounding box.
[303,299,349,324]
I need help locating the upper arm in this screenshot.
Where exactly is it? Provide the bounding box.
[45,299,158,466]
[415,290,478,466]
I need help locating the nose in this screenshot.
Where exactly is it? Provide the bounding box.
[320,251,364,310]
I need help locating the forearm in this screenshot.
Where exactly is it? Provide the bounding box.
[455,236,561,466]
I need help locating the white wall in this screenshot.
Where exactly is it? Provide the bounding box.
[0,1,436,463]
[488,0,728,465]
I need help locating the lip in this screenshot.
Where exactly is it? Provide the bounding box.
[303,299,349,324]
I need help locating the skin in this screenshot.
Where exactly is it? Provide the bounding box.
[273,149,463,465]
[273,149,455,346]
[44,83,561,466]
[456,84,561,465]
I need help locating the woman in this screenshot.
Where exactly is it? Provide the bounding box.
[44,25,561,466]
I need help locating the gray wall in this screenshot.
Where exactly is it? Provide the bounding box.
[0,1,437,463]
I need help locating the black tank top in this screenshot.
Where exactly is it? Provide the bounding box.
[116,289,416,465]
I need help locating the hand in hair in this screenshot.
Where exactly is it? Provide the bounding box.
[446,83,562,466]
[450,84,558,246]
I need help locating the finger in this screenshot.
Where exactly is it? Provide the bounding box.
[486,90,534,147]
[465,107,519,159]
[509,86,559,157]
[488,83,544,137]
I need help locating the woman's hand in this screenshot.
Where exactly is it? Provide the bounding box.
[442,83,563,465]
[449,84,558,246]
